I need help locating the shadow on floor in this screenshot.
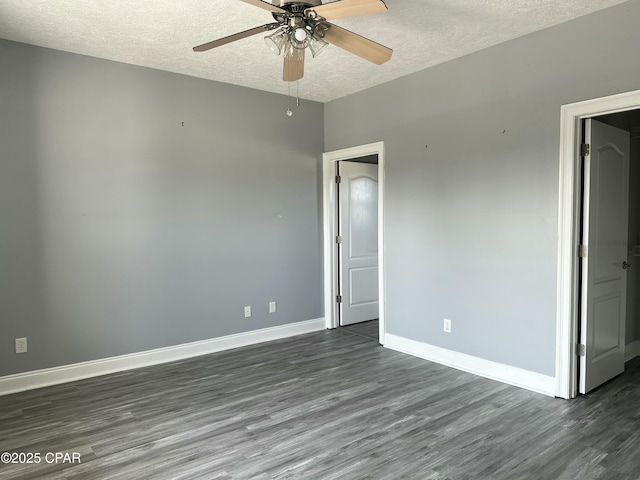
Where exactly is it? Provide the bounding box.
[339,319,379,342]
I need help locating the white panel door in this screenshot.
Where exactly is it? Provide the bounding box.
[339,161,378,326]
[579,119,630,394]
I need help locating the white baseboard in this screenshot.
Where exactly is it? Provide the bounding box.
[625,340,640,363]
[0,318,325,397]
[384,333,556,397]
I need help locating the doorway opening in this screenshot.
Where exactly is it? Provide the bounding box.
[556,90,640,399]
[322,142,385,345]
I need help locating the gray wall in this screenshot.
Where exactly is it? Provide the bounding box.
[325,0,640,376]
[0,40,324,377]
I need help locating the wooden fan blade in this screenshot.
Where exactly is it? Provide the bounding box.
[240,0,287,13]
[323,23,392,64]
[283,50,305,82]
[193,23,279,52]
[309,0,387,20]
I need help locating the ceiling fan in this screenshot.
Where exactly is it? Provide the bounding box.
[193,0,392,82]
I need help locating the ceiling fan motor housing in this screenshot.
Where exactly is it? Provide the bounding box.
[270,0,329,48]
[271,1,323,23]
[273,0,322,10]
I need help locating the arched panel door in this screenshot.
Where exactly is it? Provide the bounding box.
[579,119,630,393]
[339,161,379,326]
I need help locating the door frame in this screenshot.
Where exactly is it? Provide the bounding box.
[323,142,386,344]
[556,89,640,399]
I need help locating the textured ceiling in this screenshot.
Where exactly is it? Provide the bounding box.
[0,0,629,103]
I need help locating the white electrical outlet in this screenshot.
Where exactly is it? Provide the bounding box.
[443,319,452,333]
[15,337,27,354]
[244,306,251,318]
[269,301,276,314]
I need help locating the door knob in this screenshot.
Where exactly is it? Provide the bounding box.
[623,261,632,269]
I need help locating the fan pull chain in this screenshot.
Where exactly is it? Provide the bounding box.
[296,80,300,107]
[286,82,293,117]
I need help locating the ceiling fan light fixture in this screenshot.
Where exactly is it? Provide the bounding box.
[288,29,308,50]
[294,27,308,42]
[264,28,287,55]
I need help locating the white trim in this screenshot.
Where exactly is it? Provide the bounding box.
[386,334,556,397]
[0,318,325,397]
[556,89,640,399]
[625,340,640,363]
[322,142,386,344]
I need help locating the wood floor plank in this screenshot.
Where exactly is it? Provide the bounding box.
[1,330,640,479]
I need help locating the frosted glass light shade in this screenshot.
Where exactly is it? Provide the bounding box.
[308,36,328,58]
[288,29,308,50]
[265,29,287,55]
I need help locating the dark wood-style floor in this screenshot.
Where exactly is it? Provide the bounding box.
[340,319,379,342]
[2,327,640,480]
